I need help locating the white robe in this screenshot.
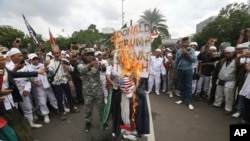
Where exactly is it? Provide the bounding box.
[239,72,250,99]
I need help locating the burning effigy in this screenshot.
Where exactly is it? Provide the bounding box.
[110,25,150,140]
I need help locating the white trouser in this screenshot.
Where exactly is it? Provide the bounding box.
[196,75,211,93]
[18,87,34,122]
[192,80,197,94]
[214,85,235,111]
[33,86,58,115]
[100,74,108,97]
[45,87,58,109]
[148,74,161,93]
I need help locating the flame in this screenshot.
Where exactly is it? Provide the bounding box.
[111,27,143,123]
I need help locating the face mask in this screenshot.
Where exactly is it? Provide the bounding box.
[119,77,135,98]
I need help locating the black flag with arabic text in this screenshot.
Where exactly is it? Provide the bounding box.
[22,14,39,47]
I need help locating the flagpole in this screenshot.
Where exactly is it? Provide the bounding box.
[122,0,125,26]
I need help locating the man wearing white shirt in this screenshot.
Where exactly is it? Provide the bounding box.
[95,51,109,103]
[5,48,43,128]
[28,53,58,123]
[146,48,166,95]
[0,50,45,141]
[46,47,80,121]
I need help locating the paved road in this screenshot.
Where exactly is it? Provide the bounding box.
[32,92,240,141]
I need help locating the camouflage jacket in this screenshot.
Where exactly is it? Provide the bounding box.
[77,62,102,96]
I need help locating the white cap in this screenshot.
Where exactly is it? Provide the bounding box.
[94,51,102,56]
[240,42,250,48]
[46,51,53,57]
[28,53,38,60]
[209,46,217,50]
[61,50,66,54]
[189,42,198,46]
[155,48,161,52]
[236,44,248,49]
[224,46,235,53]
[167,53,173,57]
[8,48,21,56]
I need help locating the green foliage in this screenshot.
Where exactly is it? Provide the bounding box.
[138,8,169,37]
[192,2,250,49]
[70,24,113,49]
[0,24,113,52]
[0,25,45,52]
[0,25,25,48]
[151,36,162,51]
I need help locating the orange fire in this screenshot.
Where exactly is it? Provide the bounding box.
[111,27,143,123]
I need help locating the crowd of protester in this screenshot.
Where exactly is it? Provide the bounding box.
[1,28,250,140]
[143,29,250,127]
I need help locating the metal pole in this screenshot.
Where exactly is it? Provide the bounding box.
[122,0,124,26]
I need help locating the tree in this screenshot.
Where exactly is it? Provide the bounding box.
[71,24,113,49]
[0,25,25,48]
[138,8,169,37]
[151,36,162,51]
[192,2,250,49]
[0,25,46,52]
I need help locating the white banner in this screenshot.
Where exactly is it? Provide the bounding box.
[113,23,152,78]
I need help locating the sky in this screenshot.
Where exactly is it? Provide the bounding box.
[0,0,248,40]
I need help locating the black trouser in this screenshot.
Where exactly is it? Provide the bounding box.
[208,83,217,104]
[72,77,83,102]
[52,83,75,112]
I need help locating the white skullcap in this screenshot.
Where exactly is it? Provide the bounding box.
[46,51,53,57]
[61,50,66,54]
[155,48,161,52]
[236,44,248,49]
[224,46,235,53]
[240,42,250,48]
[209,46,217,50]
[189,42,198,46]
[8,48,21,56]
[167,53,173,57]
[94,51,102,56]
[28,53,38,60]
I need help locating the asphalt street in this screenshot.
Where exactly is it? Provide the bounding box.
[32,92,240,141]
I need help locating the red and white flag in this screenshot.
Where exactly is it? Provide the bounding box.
[49,29,57,48]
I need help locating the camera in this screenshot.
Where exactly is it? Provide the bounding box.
[62,59,70,65]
